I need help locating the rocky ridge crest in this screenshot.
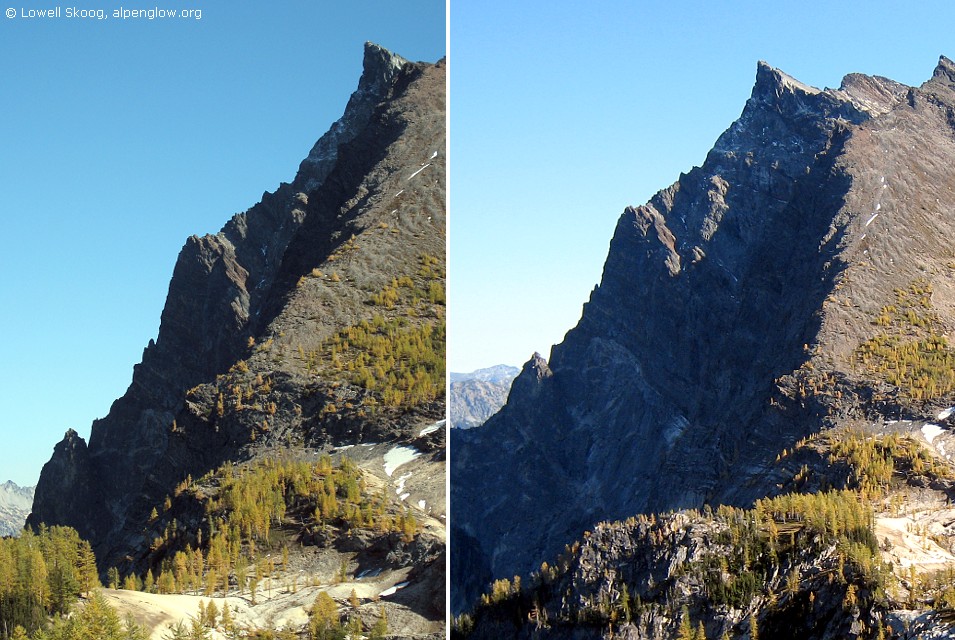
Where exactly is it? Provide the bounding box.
[29,42,446,637]
[452,55,955,632]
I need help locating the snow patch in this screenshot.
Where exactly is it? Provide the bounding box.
[408,163,431,180]
[419,419,445,437]
[399,493,410,501]
[395,472,412,495]
[356,568,382,579]
[865,212,879,227]
[417,500,426,510]
[430,150,438,159]
[383,446,420,477]
[378,582,409,597]
[938,407,954,420]
[922,423,944,444]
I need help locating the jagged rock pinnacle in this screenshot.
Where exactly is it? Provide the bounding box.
[930,54,955,86]
[360,42,410,94]
[753,60,821,102]
[298,42,415,191]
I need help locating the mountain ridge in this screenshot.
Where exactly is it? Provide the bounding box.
[451,55,955,630]
[29,42,446,638]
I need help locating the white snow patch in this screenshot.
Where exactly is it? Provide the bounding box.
[336,445,354,451]
[419,419,445,437]
[938,407,954,420]
[399,493,410,501]
[417,500,426,510]
[395,189,404,197]
[390,209,398,215]
[395,472,412,495]
[360,442,378,448]
[356,568,382,579]
[430,150,438,159]
[865,212,879,227]
[378,582,409,597]
[408,163,431,180]
[383,446,420,477]
[922,423,944,444]
[876,202,881,210]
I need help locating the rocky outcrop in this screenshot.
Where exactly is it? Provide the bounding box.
[28,41,447,603]
[461,502,883,640]
[30,429,92,536]
[452,55,955,617]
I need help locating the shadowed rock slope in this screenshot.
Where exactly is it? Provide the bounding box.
[452,56,955,624]
[28,43,446,634]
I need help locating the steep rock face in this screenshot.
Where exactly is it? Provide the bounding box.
[451,57,955,613]
[29,42,446,584]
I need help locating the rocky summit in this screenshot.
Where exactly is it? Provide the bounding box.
[29,43,446,638]
[452,57,955,638]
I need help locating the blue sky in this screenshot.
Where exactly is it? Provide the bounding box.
[449,0,955,374]
[0,0,445,487]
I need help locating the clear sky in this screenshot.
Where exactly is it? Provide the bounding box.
[449,0,955,374]
[0,0,445,487]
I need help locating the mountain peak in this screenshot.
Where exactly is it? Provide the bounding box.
[931,54,955,86]
[452,56,955,619]
[753,60,821,103]
[298,43,415,190]
[524,352,552,381]
[361,42,410,90]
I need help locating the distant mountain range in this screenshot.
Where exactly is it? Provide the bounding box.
[0,481,34,537]
[450,365,519,429]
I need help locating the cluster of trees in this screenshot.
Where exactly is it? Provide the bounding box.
[855,279,955,400]
[461,488,887,638]
[828,431,949,498]
[294,252,445,409]
[23,591,148,640]
[116,456,418,600]
[0,526,99,637]
[210,455,388,539]
[308,591,387,640]
[324,315,445,407]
